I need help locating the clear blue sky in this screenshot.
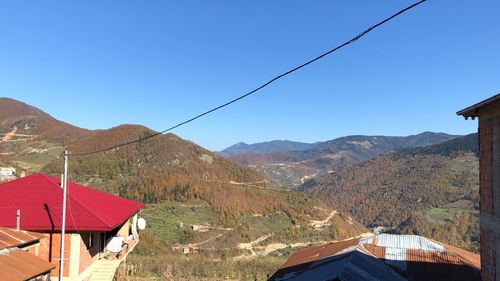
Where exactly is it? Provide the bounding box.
[0,1,498,151]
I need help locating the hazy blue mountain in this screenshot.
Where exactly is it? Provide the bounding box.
[223,132,462,188]
[219,140,316,156]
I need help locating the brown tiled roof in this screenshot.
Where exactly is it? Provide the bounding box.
[0,227,45,250]
[0,248,55,281]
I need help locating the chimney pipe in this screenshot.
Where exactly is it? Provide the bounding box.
[16,209,20,231]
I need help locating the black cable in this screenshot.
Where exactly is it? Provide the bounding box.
[72,0,427,156]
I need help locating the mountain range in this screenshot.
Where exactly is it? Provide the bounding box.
[219,140,316,156]
[0,97,479,279]
[0,97,368,280]
[299,134,479,252]
[221,132,460,187]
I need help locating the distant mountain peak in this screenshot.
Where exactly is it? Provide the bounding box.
[222,132,462,187]
[219,140,315,156]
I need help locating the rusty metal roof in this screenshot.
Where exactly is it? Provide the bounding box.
[270,234,481,281]
[0,227,45,250]
[280,238,360,269]
[269,247,406,281]
[457,93,500,119]
[0,248,55,281]
[269,237,406,281]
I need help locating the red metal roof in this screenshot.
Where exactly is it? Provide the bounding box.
[0,227,45,250]
[0,174,144,232]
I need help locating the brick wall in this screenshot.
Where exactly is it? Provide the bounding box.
[481,228,496,281]
[37,232,103,279]
[480,118,493,214]
[38,233,72,277]
[479,117,496,281]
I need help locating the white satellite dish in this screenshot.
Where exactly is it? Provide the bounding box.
[137,218,147,230]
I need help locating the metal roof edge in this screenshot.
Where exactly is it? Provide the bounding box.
[457,93,500,118]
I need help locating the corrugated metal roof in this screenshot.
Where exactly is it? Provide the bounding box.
[457,93,500,119]
[0,227,45,250]
[360,234,481,281]
[442,243,481,269]
[363,234,444,252]
[269,234,481,281]
[280,238,360,269]
[0,248,55,281]
[404,249,481,281]
[270,249,407,281]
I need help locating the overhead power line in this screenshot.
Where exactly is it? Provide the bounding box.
[72,0,427,157]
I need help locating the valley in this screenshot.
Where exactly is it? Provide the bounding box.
[222,133,460,188]
[0,98,370,281]
[0,97,480,280]
[300,134,480,252]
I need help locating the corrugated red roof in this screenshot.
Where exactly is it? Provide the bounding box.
[0,227,45,250]
[0,248,55,281]
[0,173,144,232]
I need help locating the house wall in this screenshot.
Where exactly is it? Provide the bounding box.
[38,233,72,277]
[117,219,131,238]
[478,106,500,281]
[38,232,102,279]
[69,234,80,277]
[25,241,40,256]
[35,216,139,279]
[79,232,101,274]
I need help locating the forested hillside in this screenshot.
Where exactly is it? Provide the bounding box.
[300,134,480,252]
[225,132,460,187]
[0,98,95,173]
[40,122,368,280]
[0,98,369,280]
[0,97,92,143]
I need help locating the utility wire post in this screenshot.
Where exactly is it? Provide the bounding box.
[58,150,69,281]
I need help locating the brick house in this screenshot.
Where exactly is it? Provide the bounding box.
[0,173,144,281]
[458,93,500,281]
